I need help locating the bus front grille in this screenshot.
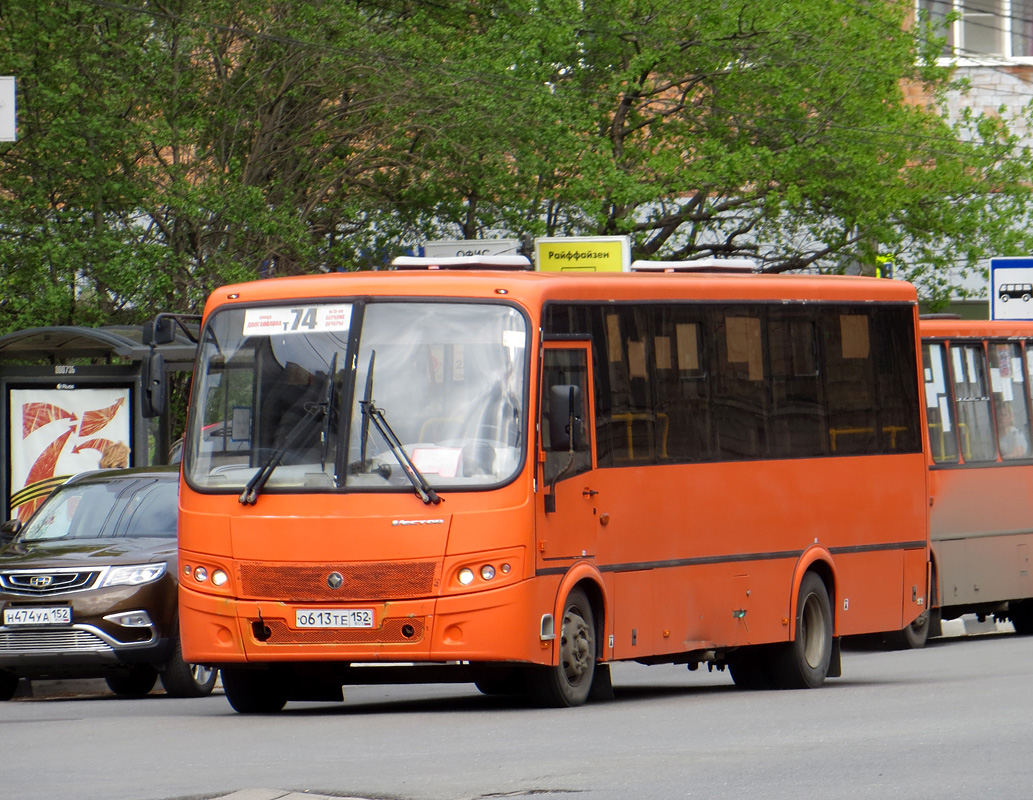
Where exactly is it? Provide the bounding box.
[259,617,426,644]
[236,560,438,601]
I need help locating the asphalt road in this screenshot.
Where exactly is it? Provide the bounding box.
[3,618,1030,800]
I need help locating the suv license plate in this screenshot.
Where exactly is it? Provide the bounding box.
[295,609,374,629]
[3,606,72,626]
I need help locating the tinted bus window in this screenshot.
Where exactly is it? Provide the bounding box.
[543,301,920,464]
[654,306,712,461]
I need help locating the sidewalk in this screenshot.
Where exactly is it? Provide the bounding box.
[938,615,1015,637]
[211,792,368,800]
[13,676,221,699]
[11,677,108,699]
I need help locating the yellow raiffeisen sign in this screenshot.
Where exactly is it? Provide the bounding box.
[534,236,630,272]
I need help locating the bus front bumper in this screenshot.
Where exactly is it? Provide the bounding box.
[179,578,555,668]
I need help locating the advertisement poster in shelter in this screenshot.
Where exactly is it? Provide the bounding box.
[8,387,131,520]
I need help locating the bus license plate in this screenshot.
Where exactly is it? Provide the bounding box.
[295,608,374,629]
[4,606,72,626]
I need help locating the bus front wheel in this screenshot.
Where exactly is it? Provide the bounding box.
[770,572,833,689]
[526,588,596,707]
[222,667,288,713]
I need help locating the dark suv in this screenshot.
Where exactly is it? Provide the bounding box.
[0,467,217,699]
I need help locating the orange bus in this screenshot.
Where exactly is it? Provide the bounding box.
[177,261,930,712]
[920,317,1033,637]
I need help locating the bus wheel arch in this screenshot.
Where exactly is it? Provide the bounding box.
[792,553,837,637]
[772,569,835,689]
[528,577,604,707]
[550,567,607,663]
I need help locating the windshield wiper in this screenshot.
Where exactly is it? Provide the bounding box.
[355,350,441,506]
[239,368,335,506]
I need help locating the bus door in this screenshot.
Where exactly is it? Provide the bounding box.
[536,342,599,571]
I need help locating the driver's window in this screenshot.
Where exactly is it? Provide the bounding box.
[541,348,592,483]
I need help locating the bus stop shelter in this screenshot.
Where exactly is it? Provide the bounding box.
[0,319,197,521]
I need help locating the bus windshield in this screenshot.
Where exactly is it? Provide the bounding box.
[185,300,528,494]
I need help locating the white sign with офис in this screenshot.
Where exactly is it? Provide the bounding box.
[423,239,520,258]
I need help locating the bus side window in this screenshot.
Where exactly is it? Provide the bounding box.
[713,311,767,458]
[922,342,960,463]
[768,312,823,458]
[825,311,878,455]
[989,341,1032,460]
[654,309,711,462]
[950,343,996,462]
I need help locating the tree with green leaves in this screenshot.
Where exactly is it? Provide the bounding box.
[1,0,1030,331]
[401,0,1033,308]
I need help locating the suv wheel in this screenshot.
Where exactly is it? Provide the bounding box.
[106,667,158,697]
[0,673,19,701]
[160,635,218,698]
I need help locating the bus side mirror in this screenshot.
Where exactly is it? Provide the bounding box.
[141,350,167,418]
[549,385,582,452]
[143,316,177,345]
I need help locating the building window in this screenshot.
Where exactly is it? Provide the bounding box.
[919,0,1033,59]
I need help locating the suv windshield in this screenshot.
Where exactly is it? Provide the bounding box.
[21,477,178,541]
[185,300,528,494]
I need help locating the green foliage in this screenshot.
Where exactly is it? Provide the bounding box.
[1,0,1031,330]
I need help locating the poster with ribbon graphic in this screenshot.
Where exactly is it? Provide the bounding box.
[8,388,131,520]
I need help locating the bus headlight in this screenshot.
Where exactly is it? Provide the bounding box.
[182,560,232,592]
[447,549,521,592]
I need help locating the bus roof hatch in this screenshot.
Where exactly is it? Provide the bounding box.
[390,255,532,271]
[630,258,758,273]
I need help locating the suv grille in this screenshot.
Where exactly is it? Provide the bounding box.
[0,569,102,596]
[0,628,112,653]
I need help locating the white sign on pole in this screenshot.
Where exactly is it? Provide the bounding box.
[423,239,520,258]
[0,77,15,142]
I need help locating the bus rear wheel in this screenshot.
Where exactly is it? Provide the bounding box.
[222,667,288,713]
[770,572,833,689]
[526,588,596,707]
[883,610,931,650]
[1008,599,1033,635]
[727,646,774,690]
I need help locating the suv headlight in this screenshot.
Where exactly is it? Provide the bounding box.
[102,563,167,587]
